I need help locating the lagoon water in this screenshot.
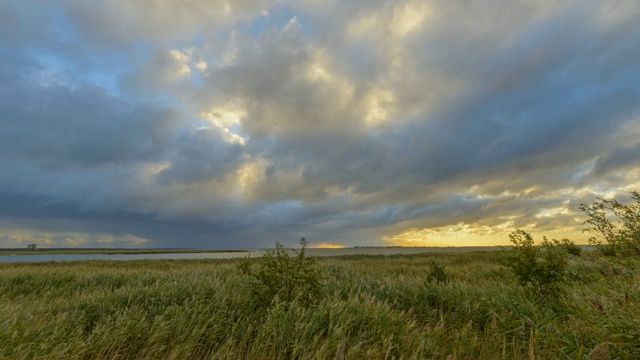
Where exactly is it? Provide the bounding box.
[0,246,502,263]
[0,252,260,263]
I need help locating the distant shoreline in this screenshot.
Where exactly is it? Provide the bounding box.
[0,248,250,256]
[0,246,505,256]
[0,245,595,257]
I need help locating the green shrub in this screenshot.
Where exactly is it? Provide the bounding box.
[580,190,640,257]
[559,238,582,256]
[239,238,323,308]
[502,230,569,295]
[426,260,448,284]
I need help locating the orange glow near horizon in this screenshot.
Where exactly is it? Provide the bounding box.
[383,224,591,247]
[311,242,346,249]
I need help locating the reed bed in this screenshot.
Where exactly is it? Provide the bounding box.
[0,252,637,359]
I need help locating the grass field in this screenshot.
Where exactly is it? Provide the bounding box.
[0,251,638,359]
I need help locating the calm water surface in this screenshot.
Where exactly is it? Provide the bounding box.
[0,247,501,263]
[0,252,261,263]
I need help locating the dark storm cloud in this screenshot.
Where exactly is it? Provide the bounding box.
[592,144,640,177]
[1,85,181,168]
[1,0,639,248]
[155,127,247,185]
[62,0,277,46]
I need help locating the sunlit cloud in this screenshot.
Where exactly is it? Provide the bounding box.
[1,0,639,248]
[391,2,430,37]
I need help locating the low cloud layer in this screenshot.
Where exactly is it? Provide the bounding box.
[1,0,639,248]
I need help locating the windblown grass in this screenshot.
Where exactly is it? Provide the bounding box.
[0,252,638,359]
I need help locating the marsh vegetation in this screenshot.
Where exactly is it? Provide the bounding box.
[1,249,638,359]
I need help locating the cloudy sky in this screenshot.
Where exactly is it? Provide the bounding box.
[1,0,639,249]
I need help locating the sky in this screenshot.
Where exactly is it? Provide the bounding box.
[1,0,639,249]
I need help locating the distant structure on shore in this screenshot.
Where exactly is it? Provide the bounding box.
[27,244,37,251]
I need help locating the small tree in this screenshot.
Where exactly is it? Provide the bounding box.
[426,260,448,284]
[580,190,640,257]
[502,230,569,295]
[240,238,323,309]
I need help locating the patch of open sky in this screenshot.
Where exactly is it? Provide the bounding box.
[25,49,75,88]
[248,11,271,35]
[84,72,120,96]
[78,51,146,98]
[49,4,77,44]
[25,46,127,99]
[244,4,309,37]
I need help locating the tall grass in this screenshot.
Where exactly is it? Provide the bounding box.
[0,252,638,359]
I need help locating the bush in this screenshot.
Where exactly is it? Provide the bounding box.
[559,238,582,256]
[239,238,323,309]
[426,260,448,284]
[580,190,640,257]
[502,230,569,295]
